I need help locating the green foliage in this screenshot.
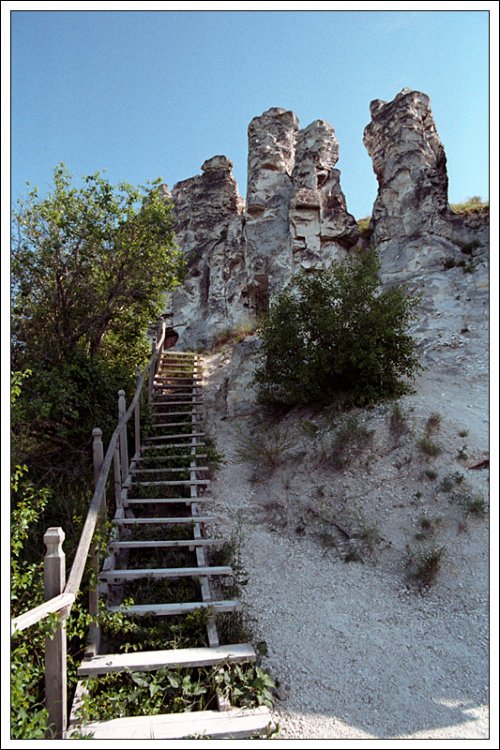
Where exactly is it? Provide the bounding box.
[255,250,421,407]
[234,426,295,470]
[12,164,182,365]
[405,544,446,590]
[389,403,409,436]
[417,435,442,457]
[10,467,50,738]
[320,416,373,470]
[450,197,488,215]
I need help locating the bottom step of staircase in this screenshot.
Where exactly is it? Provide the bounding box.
[78,643,256,676]
[107,600,240,617]
[67,706,272,739]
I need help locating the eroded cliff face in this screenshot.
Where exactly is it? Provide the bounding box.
[363,88,488,273]
[291,119,359,270]
[171,109,358,346]
[363,89,489,372]
[170,156,248,347]
[169,90,487,351]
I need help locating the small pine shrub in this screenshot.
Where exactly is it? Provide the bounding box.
[255,250,421,407]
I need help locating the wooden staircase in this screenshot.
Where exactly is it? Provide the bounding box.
[67,351,272,739]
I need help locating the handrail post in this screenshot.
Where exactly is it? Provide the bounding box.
[134,366,141,457]
[148,336,157,403]
[113,442,122,509]
[88,428,104,654]
[44,527,67,739]
[118,390,129,482]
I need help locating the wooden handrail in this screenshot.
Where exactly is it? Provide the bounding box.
[65,361,150,597]
[11,593,75,635]
[10,318,168,632]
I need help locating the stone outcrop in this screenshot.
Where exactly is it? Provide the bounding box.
[363,88,487,272]
[363,89,489,371]
[290,119,359,270]
[170,156,248,347]
[171,109,358,346]
[169,90,487,351]
[244,108,299,305]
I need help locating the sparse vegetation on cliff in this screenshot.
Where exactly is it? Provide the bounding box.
[254,250,421,408]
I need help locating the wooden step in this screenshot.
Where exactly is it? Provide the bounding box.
[109,539,219,550]
[154,383,202,390]
[151,421,201,428]
[143,442,206,450]
[77,643,256,676]
[125,497,209,505]
[154,411,201,424]
[131,467,208,474]
[161,349,198,361]
[134,453,207,462]
[154,376,202,382]
[67,706,271,740]
[100,565,232,581]
[131,480,209,487]
[107,600,240,617]
[144,432,206,441]
[113,516,214,525]
[152,400,203,406]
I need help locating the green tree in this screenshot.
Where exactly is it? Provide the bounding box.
[12,164,182,365]
[11,165,183,476]
[255,250,421,407]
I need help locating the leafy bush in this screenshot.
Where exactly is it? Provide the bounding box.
[254,250,421,407]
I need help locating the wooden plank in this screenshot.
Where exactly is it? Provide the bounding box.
[113,516,214,525]
[100,566,232,580]
[77,643,256,676]
[143,442,206,450]
[134,454,208,462]
[154,376,202,382]
[144,432,206,441]
[151,421,201,428]
[109,539,219,549]
[125,500,209,507]
[107,600,240,617]
[152,400,203,406]
[151,411,201,418]
[130,479,210,486]
[130,467,209,474]
[11,592,75,635]
[67,707,271,739]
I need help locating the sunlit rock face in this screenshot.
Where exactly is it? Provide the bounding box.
[169,90,487,353]
[170,108,358,346]
[290,119,359,271]
[363,88,488,264]
[363,89,489,371]
[170,156,247,348]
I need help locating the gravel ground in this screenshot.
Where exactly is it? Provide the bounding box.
[201,348,491,741]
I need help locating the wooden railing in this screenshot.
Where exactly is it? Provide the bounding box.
[10,316,167,738]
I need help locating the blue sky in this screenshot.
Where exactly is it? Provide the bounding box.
[10,8,490,218]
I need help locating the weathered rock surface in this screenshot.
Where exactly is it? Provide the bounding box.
[171,156,249,347]
[171,108,358,345]
[363,89,489,369]
[244,108,299,306]
[363,88,487,261]
[170,91,487,350]
[290,119,358,270]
